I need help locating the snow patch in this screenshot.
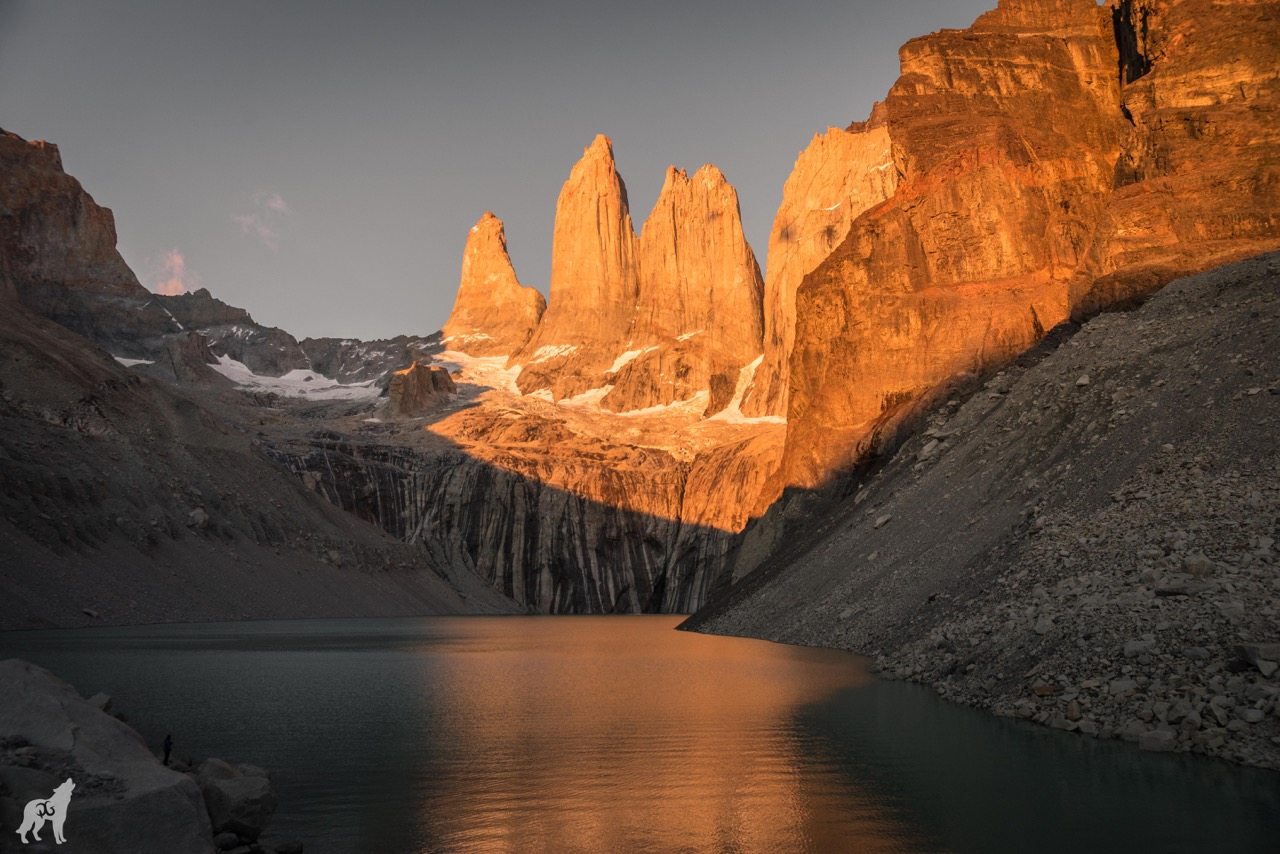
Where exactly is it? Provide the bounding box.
[210,355,379,400]
[676,330,703,342]
[608,346,657,373]
[560,385,615,408]
[433,350,521,394]
[616,390,711,418]
[113,356,155,367]
[708,355,786,424]
[528,344,578,364]
[156,302,185,332]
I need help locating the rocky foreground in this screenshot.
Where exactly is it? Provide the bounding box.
[0,659,297,854]
[688,254,1280,769]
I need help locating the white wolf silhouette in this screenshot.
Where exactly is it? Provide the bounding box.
[16,777,75,845]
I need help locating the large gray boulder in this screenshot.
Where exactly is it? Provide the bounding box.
[0,659,214,853]
[196,759,277,841]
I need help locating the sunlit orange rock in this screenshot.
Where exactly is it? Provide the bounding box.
[778,0,1280,491]
[506,136,765,415]
[441,212,545,357]
[605,164,763,415]
[407,0,1279,610]
[1078,0,1280,314]
[514,134,641,399]
[742,115,899,419]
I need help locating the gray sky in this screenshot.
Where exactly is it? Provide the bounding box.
[0,0,992,339]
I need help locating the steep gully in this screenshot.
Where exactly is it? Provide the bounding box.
[4,0,1279,619]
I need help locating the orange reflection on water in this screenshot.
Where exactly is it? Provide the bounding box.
[410,616,916,853]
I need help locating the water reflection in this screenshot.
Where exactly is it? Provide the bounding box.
[3,616,1278,853]
[413,617,919,852]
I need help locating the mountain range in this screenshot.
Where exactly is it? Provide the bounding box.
[1,0,1277,631]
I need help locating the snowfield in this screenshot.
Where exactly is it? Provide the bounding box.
[210,355,380,400]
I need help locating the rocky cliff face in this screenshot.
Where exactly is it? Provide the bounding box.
[6,0,1276,624]
[1078,0,1280,314]
[2,130,437,387]
[778,0,1280,491]
[1,129,143,298]
[741,116,899,419]
[363,0,1277,614]
[442,212,545,357]
[299,333,442,385]
[268,385,784,613]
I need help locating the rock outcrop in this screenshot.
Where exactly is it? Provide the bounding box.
[195,759,277,842]
[441,212,545,356]
[6,0,1277,626]
[139,332,230,387]
[778,0,1280,491]
[1078,0,1280,314]
[386,361,456,417]
[0,131,406,383]
[0,659,214,853]
[269,404,784,613]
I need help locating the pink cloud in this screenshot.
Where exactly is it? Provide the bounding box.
[256,191,291,215]
[233,190,291,248]
[233,212,279,249]
[150,249,199,295]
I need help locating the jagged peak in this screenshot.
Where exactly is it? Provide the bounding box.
[461,211,519,282]
[655,163,734,198]
[661,165,688,187]
[693,163,729,187]
[582,133,616,164]
[470,210,508,245]
[564,133,630,210]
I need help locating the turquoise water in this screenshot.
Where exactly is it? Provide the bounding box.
[2,616,1277,852]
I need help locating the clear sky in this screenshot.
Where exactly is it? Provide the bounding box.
[0,0,993,340]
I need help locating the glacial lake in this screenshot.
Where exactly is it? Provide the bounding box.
[2,616,1278,853]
